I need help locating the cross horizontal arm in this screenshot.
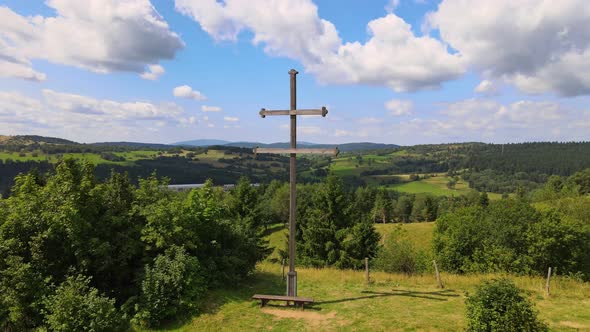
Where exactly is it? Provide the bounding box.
[259,107,328,118]
[254,147,339,156]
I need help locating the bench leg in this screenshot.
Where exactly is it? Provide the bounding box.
[260,299,269,308]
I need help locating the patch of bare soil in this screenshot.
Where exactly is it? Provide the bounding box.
[559,320,590,329]
[262,308,346,329]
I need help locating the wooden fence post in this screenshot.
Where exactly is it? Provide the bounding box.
[365,257,370,285]
[546,267,552,296]
[433,260,444,289]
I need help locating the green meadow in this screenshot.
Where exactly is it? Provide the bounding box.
[142,222,590,331]
[387,175,473,196]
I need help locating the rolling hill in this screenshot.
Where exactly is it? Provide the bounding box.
[177,140,400,152]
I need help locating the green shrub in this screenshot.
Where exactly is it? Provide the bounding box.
[133,246,206,328]
[465,278,547,332]
[43,275,126,332]
[374,226,430,274]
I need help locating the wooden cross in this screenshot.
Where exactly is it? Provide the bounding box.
[255,69,338,297]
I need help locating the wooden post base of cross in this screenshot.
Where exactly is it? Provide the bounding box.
[287,271,297,297]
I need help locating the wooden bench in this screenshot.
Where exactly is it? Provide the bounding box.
[252,294,314,310]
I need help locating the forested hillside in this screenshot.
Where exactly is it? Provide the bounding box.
[2,135,590,197]
[0,136,296,196]
[331,141,590,193]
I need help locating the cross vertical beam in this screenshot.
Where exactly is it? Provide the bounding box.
[288,69,298,297]
[253,69,338,302]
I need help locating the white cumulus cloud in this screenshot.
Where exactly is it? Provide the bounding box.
[0,1,183,80]
[474,79,498,95]
[173,85,207,101]
[43,89,184,120]
[385,99,413,116]
[140,64,165,80]
[224,116,239,122]
[201,105,222,112]
[388,98,589,144]
[175,0,464,92]
[427,0,590,96]
[0,89,201,142]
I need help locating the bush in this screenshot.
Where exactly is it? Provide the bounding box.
[133,246,206,328]
[433,199,539,274]
[100,152,125,162]
[373,226,430,274]
[43,275,126,332]
[465,278,547,332]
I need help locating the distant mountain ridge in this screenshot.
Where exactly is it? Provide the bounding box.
[90,141,173,149]
[0,134,399,152]
[174,139,230,146]
[175,140,400,152]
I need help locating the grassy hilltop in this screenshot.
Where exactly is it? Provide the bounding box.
[143,223,590,331]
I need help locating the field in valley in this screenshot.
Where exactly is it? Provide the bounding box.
[387,175,472,196]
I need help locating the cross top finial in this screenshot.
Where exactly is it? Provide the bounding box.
[289,69,299,75]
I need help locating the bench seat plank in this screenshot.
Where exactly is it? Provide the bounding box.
[252,294,313,302]
[252,294,314,309]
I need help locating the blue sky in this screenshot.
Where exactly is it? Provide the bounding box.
[1,0,589,145]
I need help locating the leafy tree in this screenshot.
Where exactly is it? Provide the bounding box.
[91,171,144,299]
[526,211,590,279]
[466,278,547,331]
[136,174,190,255]
[411,194,438,222]
[394,195,413,223]
[567,168,590,195]
[0,256,48,330]
[258,180,284,229]
[43,275,126,332]
[184,180,266,285]
[133,246,206,328]
[371,190,391,223]
[264,183,292,225]
[434,199,539,274]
